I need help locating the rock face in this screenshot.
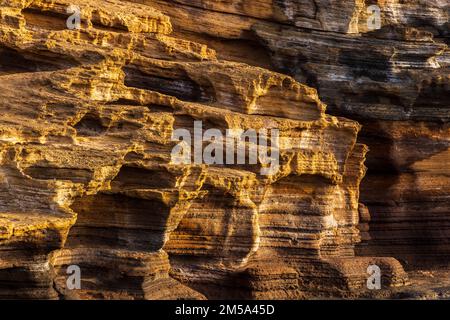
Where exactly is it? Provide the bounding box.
[137,0,449,295]
[0,0,447,299]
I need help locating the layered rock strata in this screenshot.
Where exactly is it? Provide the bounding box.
[139,0,450,275]
[0,0,413,299]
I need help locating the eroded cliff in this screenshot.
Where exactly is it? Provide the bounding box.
[138,0,450,298]
[0,0,447,299]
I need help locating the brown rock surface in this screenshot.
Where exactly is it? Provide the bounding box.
[134,0,449,296]
[0,0,447,299]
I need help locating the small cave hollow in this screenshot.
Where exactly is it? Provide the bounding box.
[67,192,170,252]
[74,113,108,137]
[0,47,79,75]
[123,66,215,103]
[110,165,176,191]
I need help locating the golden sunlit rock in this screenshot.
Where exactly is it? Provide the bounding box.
[0,0,448,300]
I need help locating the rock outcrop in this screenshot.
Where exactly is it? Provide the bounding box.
[0,0,447,299]
[136,0,449,296]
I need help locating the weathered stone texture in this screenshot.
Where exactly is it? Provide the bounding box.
[0,0,448,299]
[135,0,449,294]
